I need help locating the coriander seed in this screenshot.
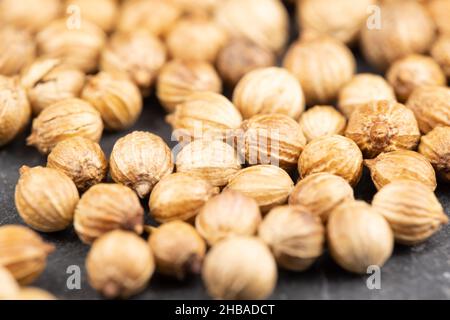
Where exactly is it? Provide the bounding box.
[0,267,19,299]
[299,106,346,142]
[66,0,118,33]
[431,35,450,79]
[0,26,35,76]
[418,126,450,182]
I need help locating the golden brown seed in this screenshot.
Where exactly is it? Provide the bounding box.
[360,0,436,71]
[386,54,446,102]
[426,0,450,35]
[15,166,79,232]
[0,76,31,147]
[196,190,262,246]
[36,19,106,73]
[283,36,356,105]
[258,205,325,272]
[20,58,85,115]
[117,0,181,37]
[176,140,242,187]
[47,137,108,192]
[298,0,376,44]
[167,92,242,142]
[225,165,294,213]
[110,131,174,198]
[166,17,227,63]
[27,98,103,154]
[299,106,346,142]
[289,173,354,223]
[215,0,288,53]
[372,180,448,245]
[338,73,396,118]
[12,287,56,300]
[156,59,222,113]
[327,201,394,274]
[406,85,450,133]
[217,39,276,87]
[202,236,277,300]
[149,173,219,223]
[345,100,420,158]
[86,230,154,299]
[66,0,118,33]
[74,184,144,244]
[0,225,55,285]
[0,26,35,76]
[169,0,218,15]
[299,135,363,187]
[100,30,167,95]
[233,67,305,120]
[431,35,450,78]
[0,266,20,299]
[0,0,61,34]
[240,114,307,170]
[148,221,206,279]
[365,150,437,191]
[418,126,450,182]
[82,72,143,131]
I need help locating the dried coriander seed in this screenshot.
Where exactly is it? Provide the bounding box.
[298,106,346,142]
[15,166,79,232]
[418,126,450,182]
[66,0,118,33]
[110,131,174,198]
[74,183,144,244]
[0,26,35,76]
[47,137,108,192]
[431,35,450,79]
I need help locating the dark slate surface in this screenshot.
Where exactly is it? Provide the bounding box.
[1,4,449,300]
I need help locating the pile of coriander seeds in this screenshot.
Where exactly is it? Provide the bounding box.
[0,0,449,300]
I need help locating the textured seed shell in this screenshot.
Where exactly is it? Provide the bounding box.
[47,137,108,192]
[345,100,421,158]
[327,201,394,274]
[360,0,436,71]
[283,36,356,105]
[82,72,142,131]
[176,139,241,187]
[299,106,346,142]
[36,19,106,73]
[240,114,306,170]
[0,225,55,285]
[20,58,85,115]
[338,73,396,118]
[167,92,242,141]
[27,98,103,154]
[0,266,20,299]
[298,135,363,187]
[0,26,35,76]
[418,126,450,182]
[217,38,276,86]
[100,30,167,95]
[15,166,79,232]
[406,85,450,133]
[110,131,174,198]
[118,0,181,36]
[386,54,446,103]
[195,190,262,246]
[215,0,289,53]
[74,184,144,245]
[156,59,222,113]
[258,205,325,271]
[149,173,219,223]
[149,221,206,279]
[225,165,294,213]
[365,150,437,191]
[166,17,228,63]
[202,236,277,300]
[86,230,154,299]
[298,0,376,44]
[372,180,448,245]
[232,67,305,120]
[431,35,450,79]
[0,76,31,147]
[289,173,354,223]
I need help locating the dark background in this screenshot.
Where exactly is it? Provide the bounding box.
[0,4,449,300]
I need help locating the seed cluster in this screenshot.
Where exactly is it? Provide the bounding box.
[0,0,449,301]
